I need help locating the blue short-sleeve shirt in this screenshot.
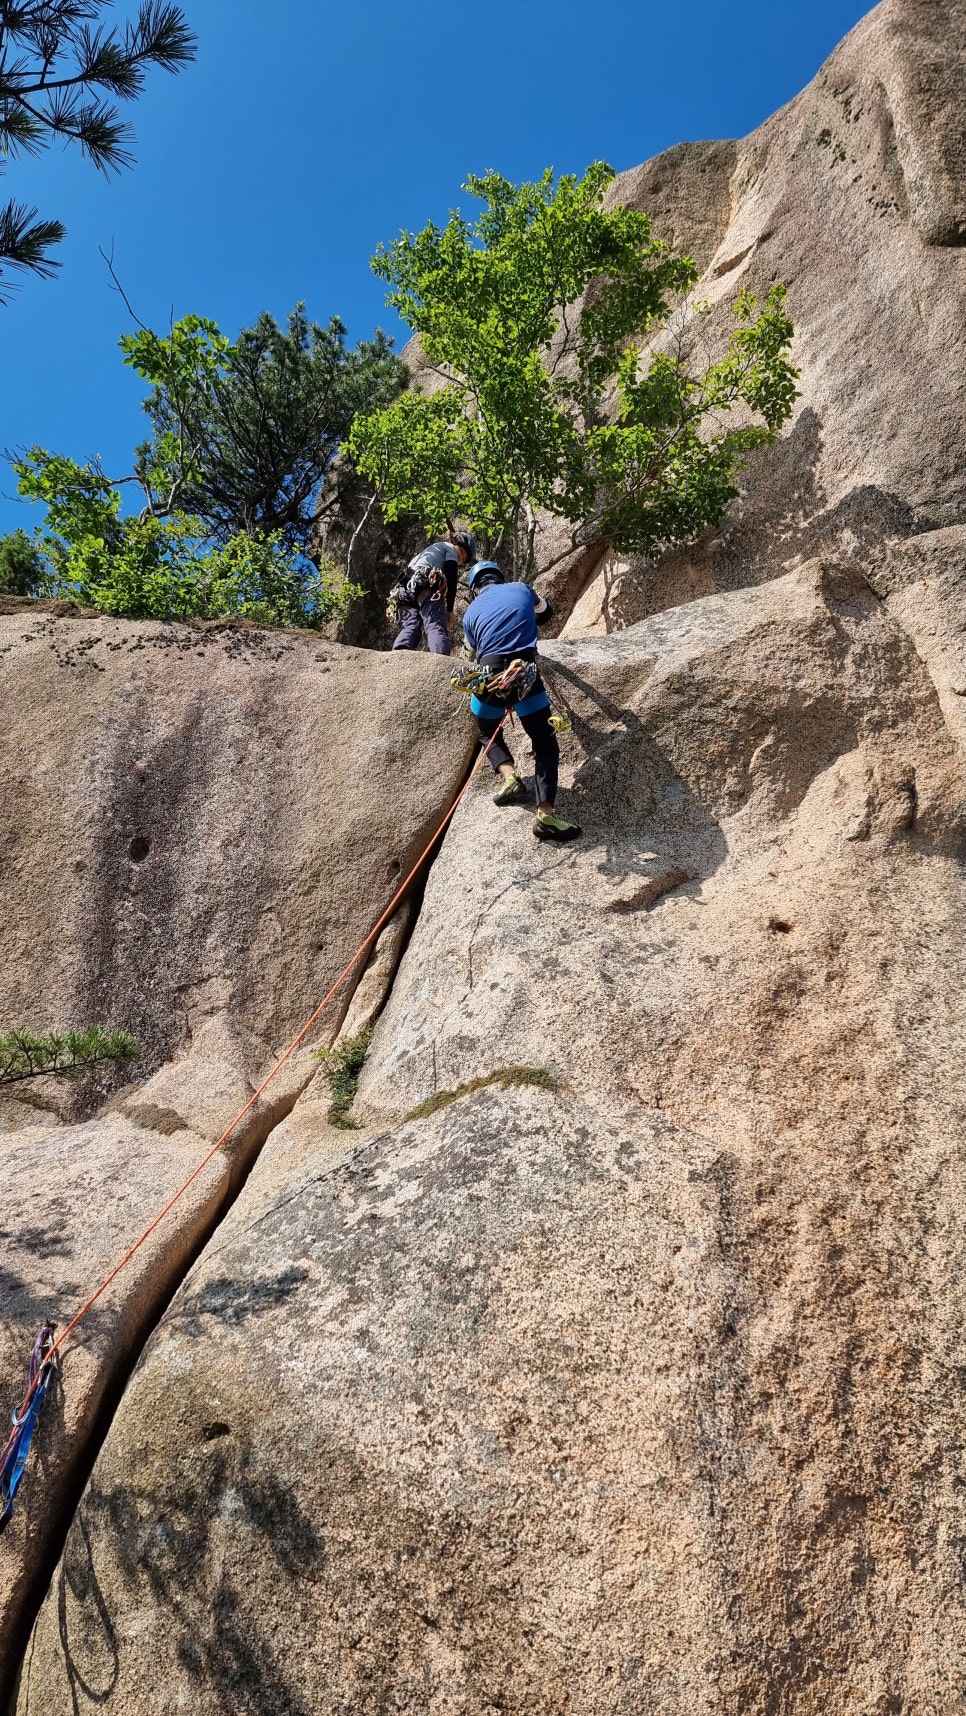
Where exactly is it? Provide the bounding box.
[462,583,540,658]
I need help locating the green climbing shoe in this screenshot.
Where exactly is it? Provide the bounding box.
[493,773,529,806]
[533,809,582,842]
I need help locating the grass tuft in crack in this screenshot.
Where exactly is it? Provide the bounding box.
[318,1024,375,1129]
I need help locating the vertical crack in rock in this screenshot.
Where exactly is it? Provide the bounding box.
[0,614,477,1707]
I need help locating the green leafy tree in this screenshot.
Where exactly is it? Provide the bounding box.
[350,163,799,579]
[4,294,404,626]
[0,1026,139,1086]
[5,300,402,622]
[0,0,196,299]
[0,526,45,593]
[11,445,361,626]
[120,303,406,550]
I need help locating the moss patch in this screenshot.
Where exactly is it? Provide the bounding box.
[403,1064,561,1124]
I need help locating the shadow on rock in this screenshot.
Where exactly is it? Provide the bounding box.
[26,1437,324,1716]
[168,1267,311,1338]
[545,657,729,892]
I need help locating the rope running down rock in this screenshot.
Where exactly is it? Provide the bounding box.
[0,712,509,1492]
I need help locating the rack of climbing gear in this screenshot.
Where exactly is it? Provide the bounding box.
[450,657,539,707]
[452,653,574,731]
[0,1322,56,1534]
[0,713,511,1521]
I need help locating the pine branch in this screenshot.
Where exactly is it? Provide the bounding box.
[0,197,64,298]
[0,0,195,92]
[0,103,46,155]
[0,1025,140,1086]
[0,1,196,186]
[75,27,147,95]
[126,1,195,71]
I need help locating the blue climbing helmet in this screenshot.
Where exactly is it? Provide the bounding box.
[467,560,505,592]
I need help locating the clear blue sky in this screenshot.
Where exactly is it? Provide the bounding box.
[0,0,871,534]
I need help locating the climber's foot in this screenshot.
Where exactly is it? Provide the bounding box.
[533,809,582,842]
[493,773,529,806]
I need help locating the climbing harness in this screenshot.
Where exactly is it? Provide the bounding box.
[451,654,574,732]
[0,1322,56,1533]
[450,657,539,707]
[388,561,448,624]
[0,714,510,1515]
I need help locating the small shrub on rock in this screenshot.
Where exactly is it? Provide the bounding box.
[319,1025,375,1129]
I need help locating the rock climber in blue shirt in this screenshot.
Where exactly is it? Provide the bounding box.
[462,562,582,843]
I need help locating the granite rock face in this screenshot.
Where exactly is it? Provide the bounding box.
[21,551,966,1712]
[0,614,473,1701]
[0,611,472,1122]
[14,3,966,1711]
[558,0,966,634]
[359,560,966,1141]
[0,1118,226,1692]
[19,1088,738,1716]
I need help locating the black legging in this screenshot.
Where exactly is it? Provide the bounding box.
[477,703,559,807]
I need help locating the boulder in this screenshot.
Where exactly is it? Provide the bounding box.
[0,1117,226,1692]
[359,559,966,1149]
[111,1014,314,1191]
[0,611,474,1123]
[19,1087,740,1716]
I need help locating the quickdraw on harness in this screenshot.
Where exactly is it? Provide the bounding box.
[450,657,539,708]
[541,665,573,734]
[388,560,449,624]
[0,1321,56,1534]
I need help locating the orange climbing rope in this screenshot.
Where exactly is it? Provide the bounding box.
[1,713,508,1472]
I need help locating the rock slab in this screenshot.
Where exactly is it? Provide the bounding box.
[19,1088,738,1715]
[0,615,474,1699]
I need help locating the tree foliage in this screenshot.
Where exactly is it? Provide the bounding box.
[0,1025,139,1086]
[350,163,799,579]
[9,445,361,626]
[0,0,196,298]
[0,297,403,626]
[0,525,44,593]
[123,304,406,549]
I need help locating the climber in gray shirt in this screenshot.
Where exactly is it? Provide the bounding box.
[391,532,476,656]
